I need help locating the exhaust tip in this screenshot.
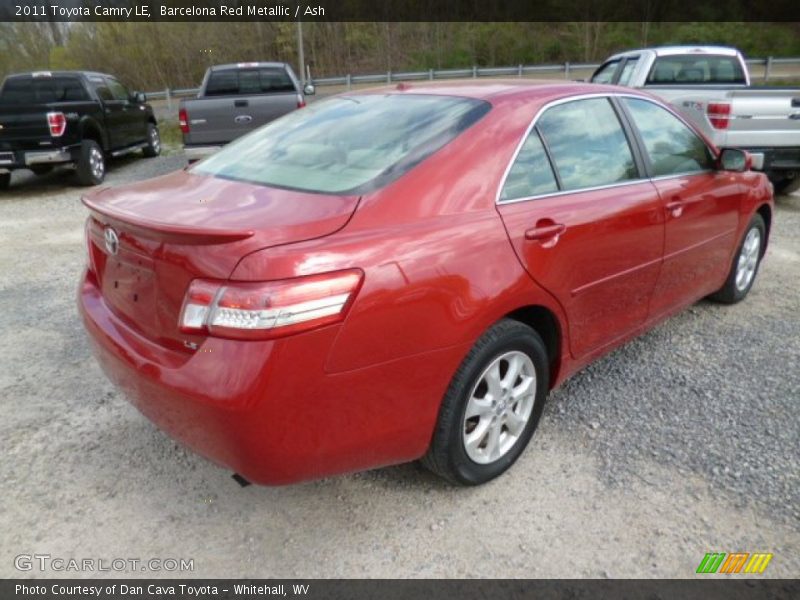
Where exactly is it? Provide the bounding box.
[232,473,251,487]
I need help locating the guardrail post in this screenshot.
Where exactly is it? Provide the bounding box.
[166,88,171,112]
[387,71,391,83]
[429,68,433,80]
[564,62,571,80]
[518,64,523,78]
[473,65,477,78]
[764,56,772,83]
[346,74,351,90]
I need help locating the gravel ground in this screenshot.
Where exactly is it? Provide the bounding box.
[0,155,798,579]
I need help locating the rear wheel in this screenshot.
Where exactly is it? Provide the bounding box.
[422,319,549,485]
[75,140,105,186]
[0,172,9,190]
[710,214,765,304]
[142,123,160,158]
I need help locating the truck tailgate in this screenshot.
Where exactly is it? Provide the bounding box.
[0,107,52,148]
[727,89,800,148]
[183,93,299,146]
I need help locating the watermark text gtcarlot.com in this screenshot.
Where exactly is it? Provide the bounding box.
[14,554,194,573]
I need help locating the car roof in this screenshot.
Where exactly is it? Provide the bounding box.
[5,70,113,80]
[610,45,741,59]
[210,62,289,71]
[348,79,639,105]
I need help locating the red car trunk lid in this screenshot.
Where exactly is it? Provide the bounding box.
[83,170,359,350]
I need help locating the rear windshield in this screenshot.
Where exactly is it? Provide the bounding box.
[0,76,90,104]
[204,68,296,96]
[647,55,746,85]
[192,94,491,194]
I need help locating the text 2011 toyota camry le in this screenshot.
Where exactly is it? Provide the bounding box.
[78,81,773,485]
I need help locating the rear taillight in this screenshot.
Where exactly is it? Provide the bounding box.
[178,108,189,134]
[47,111,66,137]
[707,102,731,130]
[179,269,363,340]
[296,93,306,109]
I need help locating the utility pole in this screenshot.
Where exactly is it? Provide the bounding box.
[296,21,305,85]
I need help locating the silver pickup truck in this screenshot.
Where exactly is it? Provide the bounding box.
[591,46,800,194]
[179,62,314,162]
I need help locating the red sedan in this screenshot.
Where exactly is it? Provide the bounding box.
[78,82,773,485]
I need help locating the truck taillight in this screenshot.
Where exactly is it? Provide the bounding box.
[707,102,731,130]
[47,112,66,137]
[296,93,306,109]
[178,108,189,134]
[179,269,363,340]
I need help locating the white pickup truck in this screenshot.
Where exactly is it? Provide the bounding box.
[591,46,800,194]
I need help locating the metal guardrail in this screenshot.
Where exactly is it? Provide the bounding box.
[145,57,800,104]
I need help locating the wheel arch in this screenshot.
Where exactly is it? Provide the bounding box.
[755,203,772,257]
[504,304,563,388]
[79,117,107,151]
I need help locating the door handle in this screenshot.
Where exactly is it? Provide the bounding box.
[666,199,685,217]
[525,222,566,242]
[234,99,249,107]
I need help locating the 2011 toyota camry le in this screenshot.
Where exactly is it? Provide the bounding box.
[78,81,773,486]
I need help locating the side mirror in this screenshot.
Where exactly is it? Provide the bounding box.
[303,83,316,96]
[718,148,749,172]
[132,91,147,104]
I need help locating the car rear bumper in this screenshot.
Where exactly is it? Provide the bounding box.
[0,146,77,170]
[78,268,464,484]
[183,145,222,162]
[742,146,800,174]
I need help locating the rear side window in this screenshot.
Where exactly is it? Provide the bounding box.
[618,58,639,85]
[205,68,296,96]
[623,98,713,176]
[500,130,558,201]
[536,98,638,190]
[0,76,89,104]
[646,55,746,84]
[193,94,490,194]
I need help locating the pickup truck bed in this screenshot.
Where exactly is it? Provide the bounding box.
[180,62,311,162]
[592,46,800,193]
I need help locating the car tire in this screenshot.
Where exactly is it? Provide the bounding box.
[0,172,10,190]
[421,319,549,485]
[772,176,800,196]
[75,140,106,186]
[142,123,161,158]
[710,213,766,304]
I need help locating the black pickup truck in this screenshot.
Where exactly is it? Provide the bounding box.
[0,70,160,188]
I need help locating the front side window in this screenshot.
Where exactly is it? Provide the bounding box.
[499,129,558,201]
[536,98,638,191]
[590,60,620,84]
[105,78,129,102]
[623,98,713,177]
[193,94,490,194]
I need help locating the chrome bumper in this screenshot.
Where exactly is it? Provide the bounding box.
[183,145,221,162]
[25,149,72,165]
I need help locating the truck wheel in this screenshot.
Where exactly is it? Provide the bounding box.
[0,172,10,190]
[773,177,800,196]
[142,124,161,158]
[75,140,106,186]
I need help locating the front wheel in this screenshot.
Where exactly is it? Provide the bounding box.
[142,123,160,158]
[710,214,765,304]
[422,319,549,485]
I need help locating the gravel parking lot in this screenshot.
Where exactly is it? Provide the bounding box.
[1,155,798,579]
